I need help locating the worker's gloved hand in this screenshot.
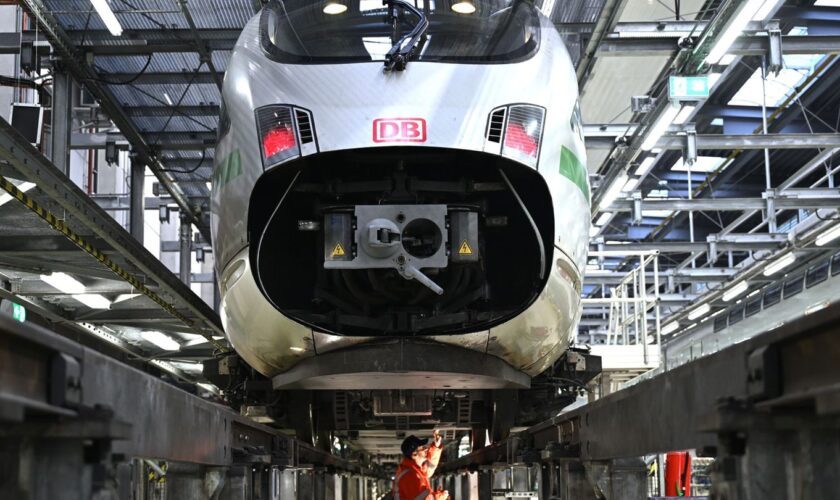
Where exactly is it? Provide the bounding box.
[433,429,442,447]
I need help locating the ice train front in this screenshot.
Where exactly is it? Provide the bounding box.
[211,0,590,388]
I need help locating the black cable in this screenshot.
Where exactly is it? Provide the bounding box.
[90,54,154,85]
[158,148,209,174]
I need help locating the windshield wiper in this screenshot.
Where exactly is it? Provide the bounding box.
[383,0,429,71]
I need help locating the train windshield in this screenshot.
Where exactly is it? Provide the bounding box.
[260,0,540,64]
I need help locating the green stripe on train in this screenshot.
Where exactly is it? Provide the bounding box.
[558,146,589,201]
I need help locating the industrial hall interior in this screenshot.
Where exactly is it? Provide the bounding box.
[1,0,839,498]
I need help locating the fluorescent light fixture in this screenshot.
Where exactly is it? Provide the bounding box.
[747,289,761,298]
[752,0,782,20]
[815,224,840,246]
[90,0,123,36]
[816,0,840,5]
[672,105,696,125]
[598,171,629,210]
[687,303,711,321]
[763,253,796,276]
[206,181,212,191]
[289,346,305,352]
[661,322,679,335]
[634,157,657,176]
[671,156,728,173]
[722,281,749,302]
[141,330,181,351]
[72,294,111,309]
[163,92,174,106]
[0,181,36,208]
[113,293,140,303]
[595,212,612,226]
[640,105,681,151]
[40,272,86,294]
[621,178,640,192]
[589,225,601,238]
[705,0,769,64]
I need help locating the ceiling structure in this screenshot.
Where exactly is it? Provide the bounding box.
[0,0,837,376]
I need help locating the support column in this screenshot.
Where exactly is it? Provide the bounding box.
[49,70,72,176]
[180,211,192,285]
[130,159,145,242]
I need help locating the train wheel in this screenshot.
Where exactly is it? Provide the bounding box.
[471,426,488,451]
[489,390,518,443]
[288,392,316,446]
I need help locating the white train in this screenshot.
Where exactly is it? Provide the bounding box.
[209,0,590,443]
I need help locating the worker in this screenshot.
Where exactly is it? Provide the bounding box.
[393,430,449,500]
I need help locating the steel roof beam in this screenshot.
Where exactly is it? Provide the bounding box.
[585,132,840,150]
[20,0,211,241]
[96,72,219,85]
[609,192,840,212]
[590,237,785,253]
[598,35,840,56]
[125,105,220,117]
[71,131,216,150]
[0,116,225,340]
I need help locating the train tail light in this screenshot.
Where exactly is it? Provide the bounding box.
[256,105,300,167]
[501,105,545,168]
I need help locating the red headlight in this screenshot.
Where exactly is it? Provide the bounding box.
[501,105,545,168]
[263,126,296,159]
[256,105,300,167]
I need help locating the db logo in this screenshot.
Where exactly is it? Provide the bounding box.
[373,118,427,143]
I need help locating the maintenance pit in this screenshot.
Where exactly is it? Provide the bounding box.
[2,0,840,499]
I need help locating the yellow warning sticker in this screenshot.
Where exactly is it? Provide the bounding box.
[458,240,473,255]
[331,242,346,258]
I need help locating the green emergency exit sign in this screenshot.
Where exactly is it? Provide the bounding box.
[12,302,25,322]
[669,75,710,100]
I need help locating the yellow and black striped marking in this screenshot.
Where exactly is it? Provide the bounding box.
[0,175,227,351]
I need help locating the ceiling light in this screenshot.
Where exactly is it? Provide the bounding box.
[163,92,174,106]
[640,105,681,151]
[323,1,348,14]
[598,171,629,210]
[72,294,111,309]
[113,293,140,303]
[672,105,696,125]
[589,225,601,238]
[661,322,679,335]
[671,156,728,173]
[595,212,612,226]
[289,346,305,352]
[621,178,640,192]
[90,0,123,36]
[451,0,477,14]
[763,253,796,276]
[40,272,86,294]
[687,303,711,321]
[634,157,656,176]
[0,181,36,208]
[752,0,782,20]
[815,224,840,247]
[722,281,749,302]
[141,330,181,351]
[704,0,768,64]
